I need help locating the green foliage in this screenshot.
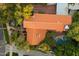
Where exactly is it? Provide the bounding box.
[0,4,34,52]
[54,36,79,56]
[11,31,18,42]
[10,30,30,51]
[14,4,23,25]
[23,4,33,19]
[4,28,9,44]
[67,11,79,41]
[0,7,8,23]
[6,52,18,56]
[72,11,79,22]
[0,4,33,25]
[37,43,51,53]
[44,31,56,47]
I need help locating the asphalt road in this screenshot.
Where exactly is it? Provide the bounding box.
[0,24,5,56]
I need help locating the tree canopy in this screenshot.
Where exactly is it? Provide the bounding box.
[67,11,79,41]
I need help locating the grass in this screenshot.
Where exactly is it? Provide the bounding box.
[3,24,9,44]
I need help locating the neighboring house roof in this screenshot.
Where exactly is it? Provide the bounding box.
[33,5,56,14]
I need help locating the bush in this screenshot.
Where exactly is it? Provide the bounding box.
[53,36,79,56]
[67,11,79,41]
[6,52,18,56]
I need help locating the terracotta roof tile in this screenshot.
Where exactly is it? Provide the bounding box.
[23,13,72,45]
[23,13,72,32]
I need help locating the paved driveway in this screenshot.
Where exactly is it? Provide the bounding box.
[0,24,5,56]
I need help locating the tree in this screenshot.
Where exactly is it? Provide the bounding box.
[23,4,33,19]
[0,3,33,56]
[67,11,79,42]
[12,4,33,52]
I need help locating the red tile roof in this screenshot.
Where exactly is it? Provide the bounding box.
[23,13,72,32]
[23,13,72,45]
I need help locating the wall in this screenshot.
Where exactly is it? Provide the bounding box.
[33,4,56,14]
[68,3,79,10]
[56,3,68,15]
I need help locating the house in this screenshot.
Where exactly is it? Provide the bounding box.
[23,13,72,45]
[68,3,79,15]
[56,3,79,15]
[56,3,68,15]
[33,4,56,14]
